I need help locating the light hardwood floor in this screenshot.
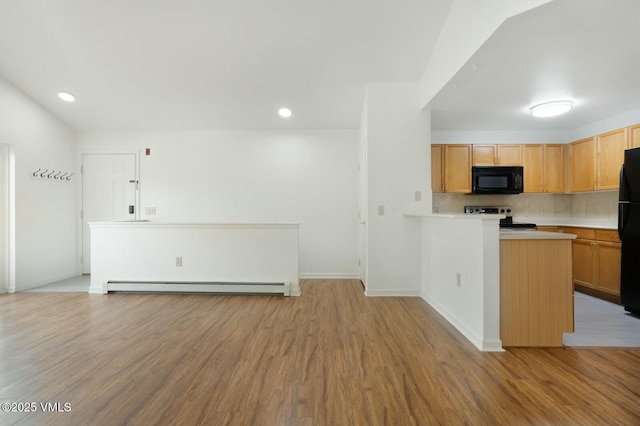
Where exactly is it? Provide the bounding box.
[1,279,639,425]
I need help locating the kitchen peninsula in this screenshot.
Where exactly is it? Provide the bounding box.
[89,221,300,296]
[407,211,576,351]
[500,230,576,346]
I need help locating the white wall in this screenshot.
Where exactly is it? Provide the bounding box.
[363,83,431,296]
[0,75,77,292]
[77,130,358,278]
[433,106,640,145]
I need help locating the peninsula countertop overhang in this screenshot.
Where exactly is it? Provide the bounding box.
[88,221,301,229]
[499,229,577,240]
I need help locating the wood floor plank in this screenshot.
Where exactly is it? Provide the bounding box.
[0,279,639,425]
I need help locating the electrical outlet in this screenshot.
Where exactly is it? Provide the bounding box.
[415,191,422,202]
[456,272,462,287]
[145,207,156,215]
[176,256,182,267]
[378,205,385,216]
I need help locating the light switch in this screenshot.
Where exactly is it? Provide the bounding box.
[145,207,156,215]
[378,205,385,215]
[415,191,422,202]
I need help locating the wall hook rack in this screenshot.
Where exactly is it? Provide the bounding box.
[32,168,74,182]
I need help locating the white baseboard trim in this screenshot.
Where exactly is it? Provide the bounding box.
[299,273,359,279]
[365,289,421,297]
[422,293,504,352]
[104,281,293,296]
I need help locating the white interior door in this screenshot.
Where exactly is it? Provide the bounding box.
[82,153,137,274]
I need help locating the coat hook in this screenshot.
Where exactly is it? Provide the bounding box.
[32,168,41,177]
[54,171,62,180]
[65,173,73,181]
[40,169,48,178]
[47,170,55,178]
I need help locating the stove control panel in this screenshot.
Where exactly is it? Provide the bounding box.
[464,205,512,215]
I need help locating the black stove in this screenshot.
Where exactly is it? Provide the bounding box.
[498,216,537,229]
[463,205,537,229]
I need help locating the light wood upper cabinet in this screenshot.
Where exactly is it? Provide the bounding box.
[596,128,627,190]
[523,144,565,193]
[444,144,472,193]
[472,145,496,166]
[431,144,444,193]
[522,145,544,193]
[629,124,640,148]
[544,144,566,193]
[472,144,522,166]
[497,145,523,166]
[568,137,596,192]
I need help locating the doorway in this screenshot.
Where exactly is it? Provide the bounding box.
[82,153,138,274]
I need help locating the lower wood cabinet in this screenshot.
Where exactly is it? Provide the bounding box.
[561,227,621,302]
[500,239,574,347]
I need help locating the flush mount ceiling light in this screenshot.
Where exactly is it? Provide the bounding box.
[530,100,573,118]
[58,92,76,102]
[278,107,292,118]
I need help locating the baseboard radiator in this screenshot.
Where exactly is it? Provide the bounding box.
[103,281,291,296]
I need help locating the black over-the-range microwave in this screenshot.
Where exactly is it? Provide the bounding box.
[471,166,524,194]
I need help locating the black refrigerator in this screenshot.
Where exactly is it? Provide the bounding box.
[619,147,640,316]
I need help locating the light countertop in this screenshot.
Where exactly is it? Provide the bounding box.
[511,216,616,230]
[409,211,617,230]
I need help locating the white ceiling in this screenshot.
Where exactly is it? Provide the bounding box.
[1,0,638,133]
[0,0,452,131]
[430,0,640,131]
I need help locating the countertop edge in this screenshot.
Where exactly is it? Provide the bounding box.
[500,230,577,240]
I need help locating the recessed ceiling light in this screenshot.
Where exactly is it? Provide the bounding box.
[278,107,292,118]
[530,100,573,118]
[58,92,76,102]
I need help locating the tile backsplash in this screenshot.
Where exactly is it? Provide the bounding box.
[433,191,618,219]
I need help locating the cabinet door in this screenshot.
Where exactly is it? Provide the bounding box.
[522,145,544,193]
[496,145,522,165]
[444,145,471,193]
[629,124,640,148]
[572,239,597,288]
[472,145,496,166]
[431,145,444,193]
[596,128,627,190]
[568,137,596,192]
[596,241,621,296]
[544,144,566,193]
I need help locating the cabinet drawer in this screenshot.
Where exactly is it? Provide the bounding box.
[537,226,560,232]
[562,227,596,240]
[595,229,620,243]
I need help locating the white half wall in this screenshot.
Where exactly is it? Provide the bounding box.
[89,221,300,296]
[0,75,77,292]
[77,130,358,278]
